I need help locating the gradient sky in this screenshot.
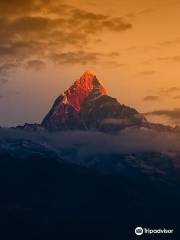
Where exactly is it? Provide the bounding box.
[1,0,180,127]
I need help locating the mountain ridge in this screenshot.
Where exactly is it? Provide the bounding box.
[42,71,147,131]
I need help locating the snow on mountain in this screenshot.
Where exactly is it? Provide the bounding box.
[42,71,147,131]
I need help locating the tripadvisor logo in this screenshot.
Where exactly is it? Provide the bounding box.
[135,227,143,236]
[135,227,174,236]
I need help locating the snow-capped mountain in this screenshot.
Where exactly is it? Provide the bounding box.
[42,71,147,131]
[42,71,106,130]
[1,71,180,238]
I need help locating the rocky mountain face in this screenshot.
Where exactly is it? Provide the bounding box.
[42,71,147,131]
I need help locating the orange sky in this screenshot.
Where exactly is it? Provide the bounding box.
[0,0,180,126]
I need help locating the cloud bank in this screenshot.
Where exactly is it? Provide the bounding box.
[0,127,180,161]
[1,126,180,180]
[145,108,180,125]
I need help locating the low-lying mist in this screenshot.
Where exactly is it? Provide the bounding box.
[1,126,180,179]
[0,126,180,159]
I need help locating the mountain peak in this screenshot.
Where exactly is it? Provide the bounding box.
[64,71,107,111]
[79,70,96,83]
[42,71,147,131]
[78,71,105,90]
[42,72,107,129]
[81,70,95,77]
